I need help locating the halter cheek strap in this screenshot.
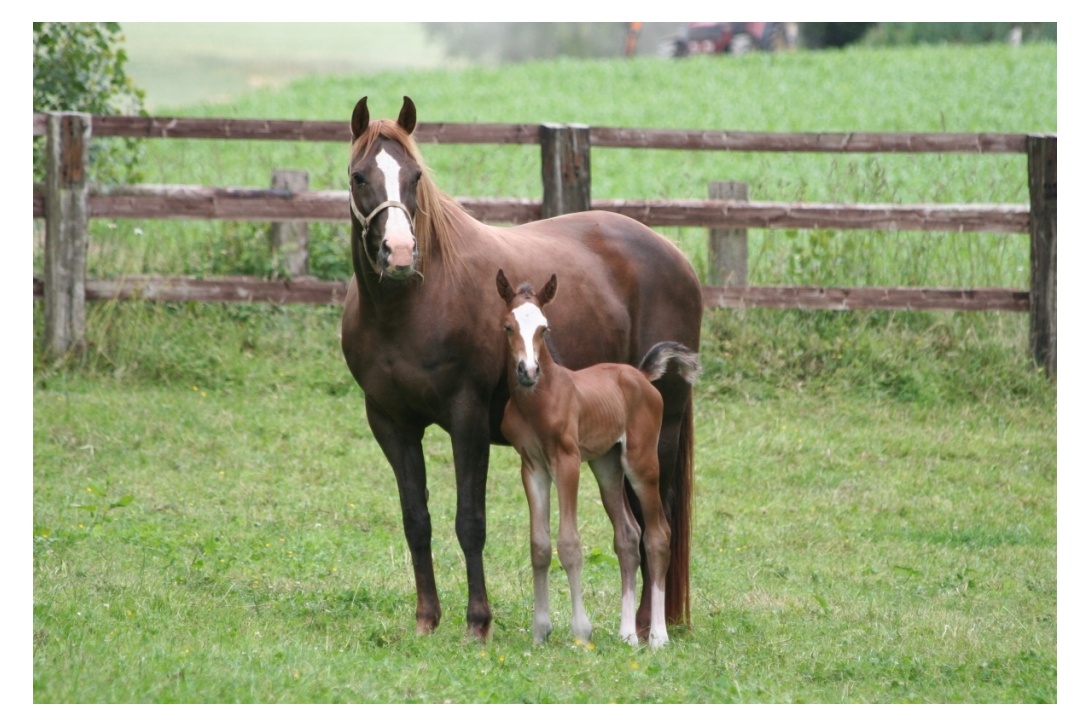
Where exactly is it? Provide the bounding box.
[349,194,419,276]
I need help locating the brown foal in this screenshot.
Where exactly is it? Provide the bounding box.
[496,269,699,647]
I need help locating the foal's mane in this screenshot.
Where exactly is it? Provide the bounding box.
[351,118,468,279]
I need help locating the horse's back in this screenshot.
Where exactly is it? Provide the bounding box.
[500,210,703,361]
[569,363,663,460]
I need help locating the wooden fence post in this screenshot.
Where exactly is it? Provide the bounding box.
[708,181,749,286]
[44,111,90,358]
[540,123,590,218]
[270,169,309,277]
[1028,135,1056,379]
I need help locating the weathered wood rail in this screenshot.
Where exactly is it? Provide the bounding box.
[31,112,1056,376]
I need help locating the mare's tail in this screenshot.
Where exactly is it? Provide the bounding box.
[638,341,700,627]
[638,341,701,385]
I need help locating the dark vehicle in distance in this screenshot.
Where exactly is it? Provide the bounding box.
[666,22,795,56]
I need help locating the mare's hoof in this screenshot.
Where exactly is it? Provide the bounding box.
[466,620,492,643]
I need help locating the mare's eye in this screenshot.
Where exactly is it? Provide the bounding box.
[351,172,366,186]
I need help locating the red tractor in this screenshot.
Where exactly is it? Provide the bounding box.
[666,22,795,56]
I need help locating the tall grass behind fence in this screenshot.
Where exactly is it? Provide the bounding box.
[33,43,1054,294]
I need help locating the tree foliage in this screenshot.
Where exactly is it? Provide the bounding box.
[33,22,146,184]
[862,22,1056,46]
[423,23,650,63]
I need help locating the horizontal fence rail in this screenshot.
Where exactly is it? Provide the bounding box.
[31,112,1056,376]
[32,113,1030,153]
[31,185,1030,233]
[29,277,1030,313]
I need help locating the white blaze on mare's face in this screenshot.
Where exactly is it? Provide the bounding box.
[512,301,548,372]
[375,149,413,237]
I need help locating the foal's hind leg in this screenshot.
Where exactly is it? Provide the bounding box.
[622,440,672,648]
[589,449,642,646]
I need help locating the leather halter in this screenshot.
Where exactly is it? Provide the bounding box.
[349,193,419,276]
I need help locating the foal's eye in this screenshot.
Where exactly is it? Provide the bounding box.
[351,172,367,186]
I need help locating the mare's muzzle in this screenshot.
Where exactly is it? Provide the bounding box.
[351,196,419,279]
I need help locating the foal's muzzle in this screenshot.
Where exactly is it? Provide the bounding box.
[516,360,540,388]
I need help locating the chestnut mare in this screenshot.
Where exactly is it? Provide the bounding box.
[340,96,703,641]
[496,270,700,648]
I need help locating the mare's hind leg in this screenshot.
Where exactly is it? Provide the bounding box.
[588,448,642,646]
[554,453,592,643]
[623,437,672,648]
[521,460,554,644]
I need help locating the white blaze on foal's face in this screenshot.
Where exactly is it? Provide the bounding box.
[375,148,415,266]
[512,301,548,379]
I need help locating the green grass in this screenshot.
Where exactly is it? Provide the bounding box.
[121,23,448,112]
[32,43,1057,703]
[53,42,1055,293]
[31,310,1056,702]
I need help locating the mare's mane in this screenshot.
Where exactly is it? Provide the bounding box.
[351,118,467,277]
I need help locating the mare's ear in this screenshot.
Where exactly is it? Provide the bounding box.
[496,269,515,304]
[351,97,369,140]
[397,96,417,135]
[539,274,558,306]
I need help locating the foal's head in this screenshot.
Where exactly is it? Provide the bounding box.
[496,269,558,389]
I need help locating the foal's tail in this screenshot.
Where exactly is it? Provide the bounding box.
[638,341,700,627]
[638,341,701,386]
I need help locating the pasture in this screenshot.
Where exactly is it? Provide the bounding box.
[32,41,1057,703]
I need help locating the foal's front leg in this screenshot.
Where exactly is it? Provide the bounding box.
[521,460,553,644]
[554,453,592,643]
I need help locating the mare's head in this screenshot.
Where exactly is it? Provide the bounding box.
[496,269,558,389]
[349,95,432,281]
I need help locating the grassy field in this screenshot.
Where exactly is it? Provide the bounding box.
[32,41,1058,704]
[121,23,449,111]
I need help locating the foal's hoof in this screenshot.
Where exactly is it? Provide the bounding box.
[619,631,639,647]
[532,620,553,645]
[649,632,669,649]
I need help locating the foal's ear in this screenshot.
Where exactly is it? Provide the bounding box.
[397,96,417,135]
[496,269,515,303]
[351,97,369,140]
[539,274,558,306]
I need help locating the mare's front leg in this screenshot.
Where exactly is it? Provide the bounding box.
[365,397,439,634]
[449,397,494,641]
[521,459,554,644]
[554,452,592,643]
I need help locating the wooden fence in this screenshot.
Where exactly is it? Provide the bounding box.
[32,112,1057,376]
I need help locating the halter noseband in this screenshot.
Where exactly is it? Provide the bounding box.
[349,193,420,277]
